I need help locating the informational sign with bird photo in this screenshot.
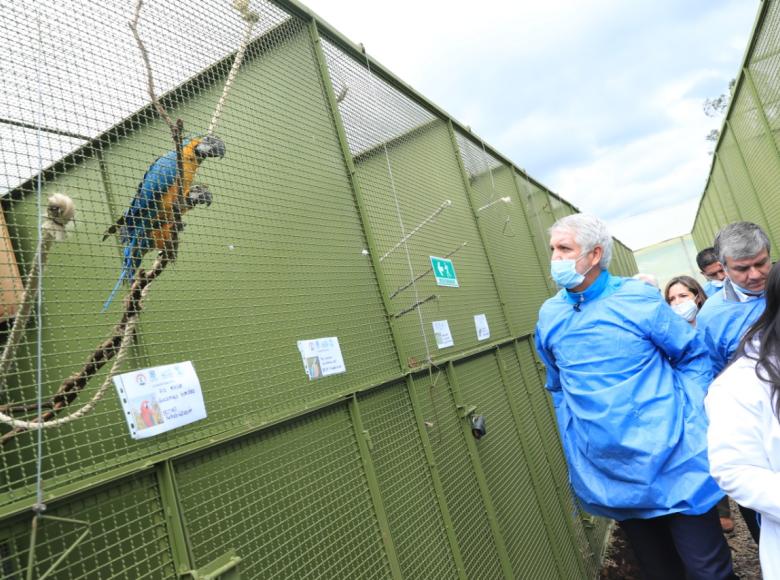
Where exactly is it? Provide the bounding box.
[297,337,346,380]
[113,361,207,439]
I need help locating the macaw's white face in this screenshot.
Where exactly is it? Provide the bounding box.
[725,248,771,293]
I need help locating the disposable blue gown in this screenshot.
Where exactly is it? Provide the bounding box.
[702,280,723,298]
[697,280,765,375]
[535,271,722,520]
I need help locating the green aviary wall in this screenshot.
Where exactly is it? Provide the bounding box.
[0,0,640,577]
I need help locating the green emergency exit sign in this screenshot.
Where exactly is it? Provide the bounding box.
[430,256,459,287]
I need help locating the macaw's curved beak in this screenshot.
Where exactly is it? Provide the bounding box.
[195,135,226,159]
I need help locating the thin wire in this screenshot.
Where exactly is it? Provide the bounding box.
[33,0,45,512]
[362,53,433,366]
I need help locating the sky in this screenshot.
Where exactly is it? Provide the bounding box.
[304,0,760,250]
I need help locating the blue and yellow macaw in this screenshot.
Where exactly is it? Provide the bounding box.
[102,135,226,310]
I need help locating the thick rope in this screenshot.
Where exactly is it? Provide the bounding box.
[0,195,75,395]
[0,260,155,431]
[207,1,259,136]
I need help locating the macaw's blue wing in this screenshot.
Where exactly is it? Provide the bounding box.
[102,150,178,311]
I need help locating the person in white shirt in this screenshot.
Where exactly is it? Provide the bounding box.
[706,260,780,579]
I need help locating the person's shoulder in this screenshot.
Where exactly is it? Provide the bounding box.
[697,291,728,321]
[613,276,662,301]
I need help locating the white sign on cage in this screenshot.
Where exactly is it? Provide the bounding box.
[474,314,490,341]
[432,320,454,349]
[297,337,346,380]
[114,361,207,439]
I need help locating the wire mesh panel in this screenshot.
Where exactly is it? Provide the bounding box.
[321,37,510,369]
[497,345,590,579]
[737,78,780,245]
[711,156,742,223]
[1,1,400,508]
[512,337,604,575]
[513,173,556,294]
[750,0,780,152]
[409,369,505,578]
[0,472,175,579]
[174,403,391,579]
[718,127,767,231]
[451,352,563,579]
[455,132,550,338]
[356,382,458,578]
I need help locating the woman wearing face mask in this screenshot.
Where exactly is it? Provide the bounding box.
[665,275,735,532]
[665,276,707,326]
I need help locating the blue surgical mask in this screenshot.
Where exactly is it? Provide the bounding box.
[730,280,765,299]
[671,299,698,322]
[710,279,724,288]
[551,255,592,289]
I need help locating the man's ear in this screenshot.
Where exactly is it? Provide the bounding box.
[590,245,603,267]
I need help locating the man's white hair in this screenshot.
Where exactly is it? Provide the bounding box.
[550,213,613,270]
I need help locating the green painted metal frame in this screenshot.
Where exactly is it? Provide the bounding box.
[444,361,515,579]
[347,395,403,580]
[307,19,407,372]
[403,374,468,579]
[447,121,518,337]
[493,346,583,579]
[724,120,777,248]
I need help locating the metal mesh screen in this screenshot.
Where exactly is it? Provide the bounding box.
[718,128,766,229]
[1,472,174,579]
[409,369,504,578]
[356,382,458,578]
[1,0,625,576]
[729,116,780,250]
[1,0,400,508]
[497,345,590,579]
[513,337,603,574]
[452,353,561,579]
[454,132,550,337]
[321,37,510,369]
[692,1,780,253]
[174,404,391,579]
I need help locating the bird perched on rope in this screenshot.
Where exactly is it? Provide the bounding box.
[102,135,226,311]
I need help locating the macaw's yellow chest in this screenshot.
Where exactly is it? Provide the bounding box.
[152,156,202,250]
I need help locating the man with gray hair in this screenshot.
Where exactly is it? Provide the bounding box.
[698,221,770,375]
[696,221,770,544]
[535,214,735,579]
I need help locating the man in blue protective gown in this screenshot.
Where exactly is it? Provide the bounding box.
[696,247,726,297]
[697,221,770,545]
[535,214,736,580]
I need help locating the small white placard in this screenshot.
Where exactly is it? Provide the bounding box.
[474,314,490,341]
[114,361,206,440]
[297,336,346,380]
[432,320,454,349]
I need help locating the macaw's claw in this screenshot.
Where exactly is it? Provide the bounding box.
[187,184,213,207]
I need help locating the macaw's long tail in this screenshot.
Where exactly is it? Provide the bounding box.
[102,268,129,312]
[102,245,140,312]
